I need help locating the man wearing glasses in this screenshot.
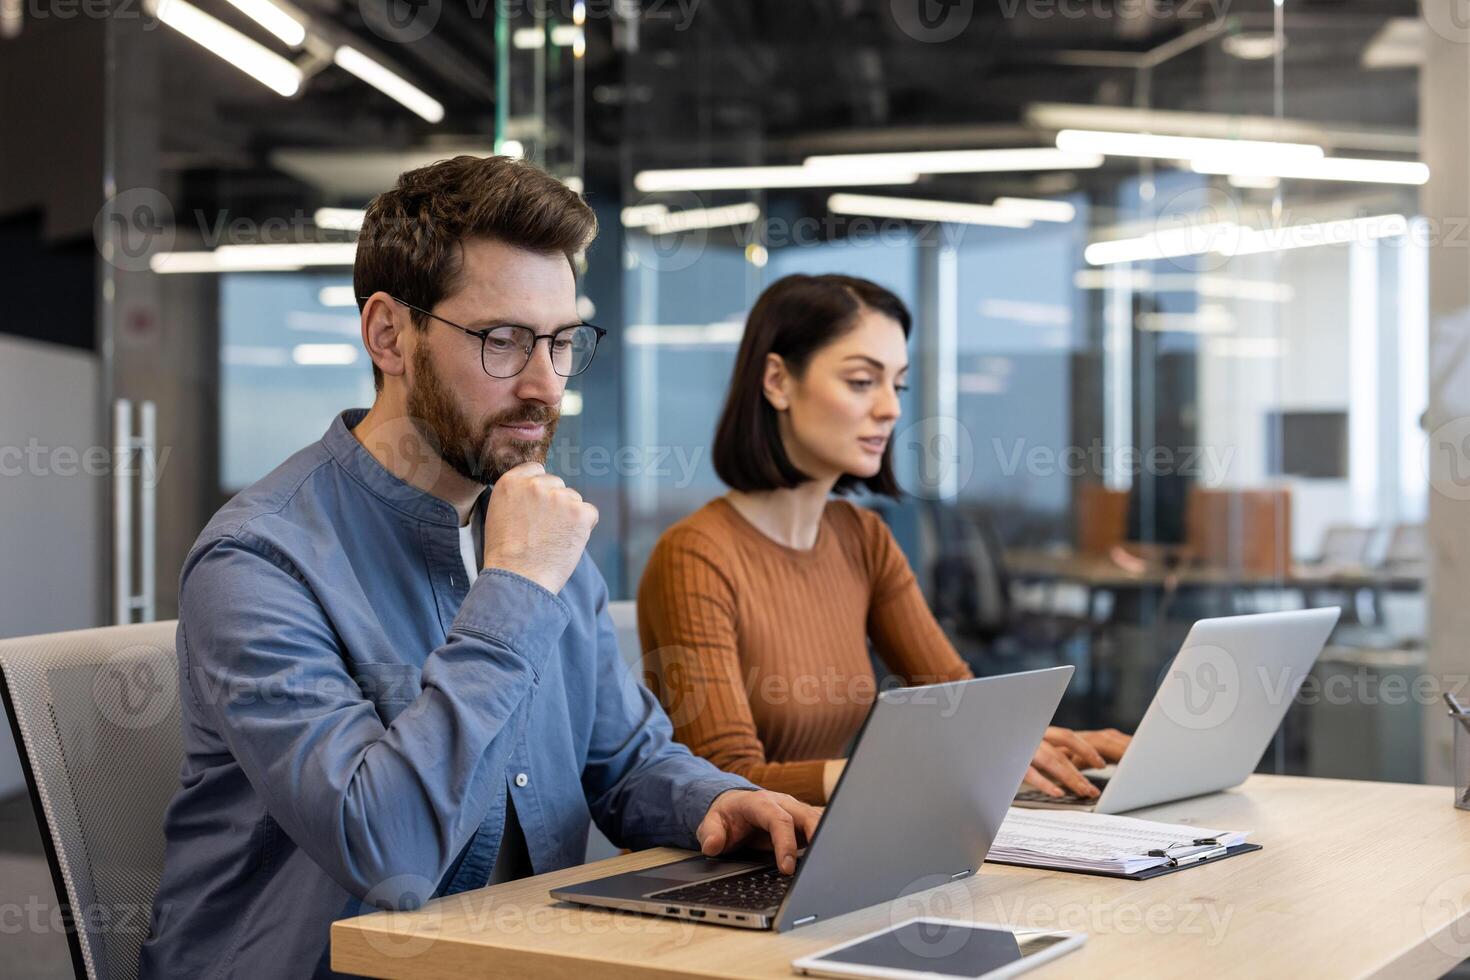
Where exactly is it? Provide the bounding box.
[139,155,819,979]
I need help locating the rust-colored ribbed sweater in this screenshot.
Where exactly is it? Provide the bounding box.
[637,496,973,806]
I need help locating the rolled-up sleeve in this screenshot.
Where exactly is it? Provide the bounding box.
[177,533,570,908]
[578,570,757,851]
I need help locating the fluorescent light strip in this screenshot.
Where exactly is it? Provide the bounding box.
[1225,214,1410,256]
[314,207,365,231]
[1056,129,1324,165]
[512,26,545,48]
[979,298,1072,326]
[222,0,306,46]
[621,203,669,228]
[828,193,1033,228]
[145,0,302,97]
[333,46,444,124]
[292,343,359,365]
[634,147,1103,193]
[1084,222,1244,265]
[1084,214,1408,265]
[512,25,583,48]
[625,323,746,347]
[318,285,357,307]
[992,197,1077,222]
[1227,174,1282,190]
[1191,156,1430,186]
[1136,307,1236,333]
[633,166,918,193]
[1072,269,1295,303]
[1028,102,1419,155]
[150,243,358,273]
[642,203,761,235]
[804,148,1105,176]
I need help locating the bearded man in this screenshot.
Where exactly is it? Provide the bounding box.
[139,155,819,980]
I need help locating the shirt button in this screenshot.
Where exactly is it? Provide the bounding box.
[514,772,529,788]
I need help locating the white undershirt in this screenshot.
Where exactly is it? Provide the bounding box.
[457,522,479,588]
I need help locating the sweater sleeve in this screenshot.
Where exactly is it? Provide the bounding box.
[854,506,974,686]
[637,526,830,805]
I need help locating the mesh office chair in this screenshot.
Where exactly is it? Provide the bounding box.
[0,621,182,980]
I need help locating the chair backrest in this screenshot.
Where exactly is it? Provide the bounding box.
[1075,483,1130,557]
[1383,523,1427,568]
[1318,525,1374,568]
[1185,486,1293,576]
[0,621,182,980]
[919,501,1010,639]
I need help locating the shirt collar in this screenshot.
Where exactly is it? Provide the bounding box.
[323,408,489,527]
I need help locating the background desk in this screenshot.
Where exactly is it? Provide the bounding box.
[333,775,1470,980]
[1002,549,1425,593]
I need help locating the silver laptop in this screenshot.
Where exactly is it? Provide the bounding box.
[1014,607,1340,814]
[552,666,1073,931]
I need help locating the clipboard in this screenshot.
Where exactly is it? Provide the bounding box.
[988,842,1263,881]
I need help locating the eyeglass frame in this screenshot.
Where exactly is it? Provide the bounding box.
[359,294,608,379]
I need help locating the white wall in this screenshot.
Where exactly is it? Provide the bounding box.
[0,334,104,797]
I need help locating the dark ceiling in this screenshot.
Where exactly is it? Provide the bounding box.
[121,0,1424,220]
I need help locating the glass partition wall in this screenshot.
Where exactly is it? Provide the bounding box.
[101,0,1430,777]
[101,0,592,610]
[614,0,1428,773]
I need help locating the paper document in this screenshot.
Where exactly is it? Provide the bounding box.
[990,807,1251,875]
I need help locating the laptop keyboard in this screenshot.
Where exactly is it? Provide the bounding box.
[649,865,794,910]
[1015,774,1109,805]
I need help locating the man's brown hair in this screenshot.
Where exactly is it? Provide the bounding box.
[353,154,598,390]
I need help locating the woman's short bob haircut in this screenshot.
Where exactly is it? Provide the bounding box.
[712,273,911,498]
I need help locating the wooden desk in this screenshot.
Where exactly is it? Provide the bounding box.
[1003,549,1425,592]
[333,776,1470,980]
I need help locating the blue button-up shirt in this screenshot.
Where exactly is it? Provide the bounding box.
[139,409,754,979]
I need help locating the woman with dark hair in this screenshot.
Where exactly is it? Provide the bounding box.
[638,273,1129,807]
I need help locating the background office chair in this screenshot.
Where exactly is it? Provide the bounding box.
[918,500,1095,670]
[1317,525,1376,571]
[0,621,181,980]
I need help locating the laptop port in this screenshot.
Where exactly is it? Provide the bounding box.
[689,909,706,918]
[665,907,678,915]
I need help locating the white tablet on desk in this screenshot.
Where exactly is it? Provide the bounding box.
[791,918,1085,980]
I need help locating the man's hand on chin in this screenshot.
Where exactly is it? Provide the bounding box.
[695,789,823,875]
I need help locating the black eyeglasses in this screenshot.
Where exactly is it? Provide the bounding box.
[361,295,607,379]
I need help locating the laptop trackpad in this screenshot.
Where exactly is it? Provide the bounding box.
[632,857,765,882]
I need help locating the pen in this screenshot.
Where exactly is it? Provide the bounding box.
[1444,692,1467,716]
[1174,844,1229,866]
[1147,843,1230,868]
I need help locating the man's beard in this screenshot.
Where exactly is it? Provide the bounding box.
[405,343,560,485]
